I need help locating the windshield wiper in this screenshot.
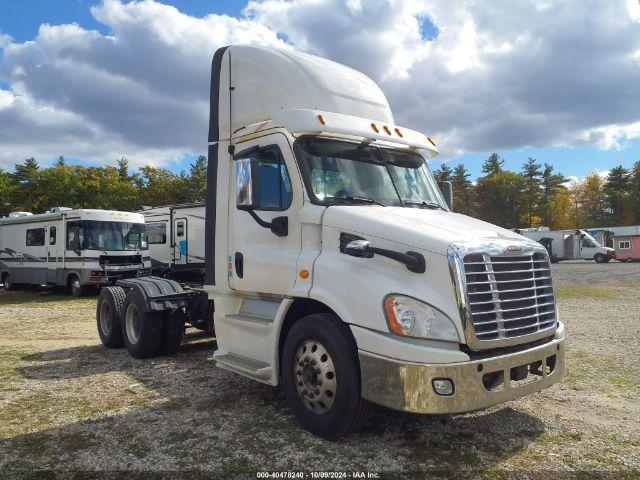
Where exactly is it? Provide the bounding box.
[334,196,386,207]
[405,201,444,210]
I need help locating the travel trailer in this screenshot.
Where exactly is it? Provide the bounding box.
[95,46,565,439]
[1,209,151,295]
[139,203,206,279]
[519,228,615,263]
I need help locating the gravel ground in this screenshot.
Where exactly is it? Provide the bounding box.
[0,263,638,479]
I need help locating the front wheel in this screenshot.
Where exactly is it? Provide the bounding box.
[594,254,605,263]
[282,313,371,440]
[2,274,13,291]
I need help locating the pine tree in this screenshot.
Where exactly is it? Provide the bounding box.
[540,163,566,226]
[434,163,453,190]
[10,157,41,212]
[482,153,504,176]
[188,155,208,202]
[451,164,475,216]
[521,157,542,227]
[604,166,630,225]
[629,161,640,224]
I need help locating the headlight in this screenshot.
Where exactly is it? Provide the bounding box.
[384,294,459,342]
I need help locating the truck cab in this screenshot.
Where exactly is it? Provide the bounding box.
[100,45,565,439]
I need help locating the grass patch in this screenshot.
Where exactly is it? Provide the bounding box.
[0,290,93,306]
[555,285,619,300]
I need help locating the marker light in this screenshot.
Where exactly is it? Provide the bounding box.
[395,128,403,138]
[317,114,326,125]
[299,269,309,279]
[427,136,436,146]
[383,125,392,135]
[371,123,379,133]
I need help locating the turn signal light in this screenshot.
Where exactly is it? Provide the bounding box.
[299,269,309,279]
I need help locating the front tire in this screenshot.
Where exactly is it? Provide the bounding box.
[68,275,84,297]
[282,313,371,440]
[594,254,605,263]
[96,286,126,348]
[122,290,162,359]
[2,273,12,291]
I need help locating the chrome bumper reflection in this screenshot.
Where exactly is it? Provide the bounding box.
[359,336,565,414]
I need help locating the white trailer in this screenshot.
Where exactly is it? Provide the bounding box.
[96,46,565,439]
[519,228,615,263]
[139,203,205,280]
[1,209,151,295]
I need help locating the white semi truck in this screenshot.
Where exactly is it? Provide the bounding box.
[0,208,151,295]
[96,46,565,439]
[519,228,615,263]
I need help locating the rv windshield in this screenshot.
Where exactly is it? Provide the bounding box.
[81,221,147,251]
[294,136,447,208]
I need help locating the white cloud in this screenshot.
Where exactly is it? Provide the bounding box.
[0,0,639,169]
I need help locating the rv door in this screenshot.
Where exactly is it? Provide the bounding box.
[46,224,60,283]
[173,217,187,265]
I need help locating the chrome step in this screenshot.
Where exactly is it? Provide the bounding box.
[225,313,273,325]
[214,352,272,380]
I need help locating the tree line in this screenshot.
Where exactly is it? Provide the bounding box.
[0,156,207,217]
[435,154,640,229]
[1,153,639,229]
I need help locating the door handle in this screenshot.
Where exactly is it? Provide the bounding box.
[235,252,244,279]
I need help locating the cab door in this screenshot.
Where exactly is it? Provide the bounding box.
[229,133,302,294]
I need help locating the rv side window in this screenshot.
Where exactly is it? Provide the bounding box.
[176,221,185,237]
[619,240,631,249]
[26,228,45,246]
[50,227,57,245]
[66,221,83,250]
[146,222,167,244]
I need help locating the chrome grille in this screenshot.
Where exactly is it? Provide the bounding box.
[463,252,556,342]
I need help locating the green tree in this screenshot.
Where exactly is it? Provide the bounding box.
[10,157,41,212]
[476,171,526,228]
[434,163,453,190]
[521,157,542,227]
[539,163,566,227]
[451,164,475,216]
[482,153,504,177]
[0,169,15,217]
[604,166,631,225]
[188,155,208,202]
[629,161,640,224]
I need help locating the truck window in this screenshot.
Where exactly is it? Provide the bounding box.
[146,222,167,244]
[26,228,45,246]
[49,226,56,245]
[242,146,292,210]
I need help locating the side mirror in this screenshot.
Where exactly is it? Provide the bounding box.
[343,240,374,258]
[235,158,259,210]
[443,181,453,212]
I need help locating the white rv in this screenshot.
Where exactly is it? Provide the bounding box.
[96,46,565,439]
[139,203,206,279]
[0,209,151,295]
[519,228,615,263]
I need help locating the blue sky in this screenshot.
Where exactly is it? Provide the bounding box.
[1,0,639,180]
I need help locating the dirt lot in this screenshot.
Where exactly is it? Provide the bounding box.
[0,262,638,478]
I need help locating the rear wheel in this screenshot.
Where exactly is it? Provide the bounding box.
[96,286,126,348]
[2,273,12,291]
[122,290,162,358]
[68,275,84,297]
[282,313,371,440]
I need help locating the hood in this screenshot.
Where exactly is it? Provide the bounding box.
[323,206,534,256]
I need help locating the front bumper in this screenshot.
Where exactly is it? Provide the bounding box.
[359,334,565,414]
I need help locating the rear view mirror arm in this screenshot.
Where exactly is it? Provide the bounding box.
[239,206,288,237]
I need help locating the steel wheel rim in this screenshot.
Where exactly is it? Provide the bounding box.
[99,301,112,336]
[125,303,141,344]
[4,277,9,289]
[71,279,81,295]
[294,340,337,414]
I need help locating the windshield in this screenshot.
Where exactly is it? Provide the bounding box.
[79,221,147,251]
[581,232,601,248]
[294,136,447,208]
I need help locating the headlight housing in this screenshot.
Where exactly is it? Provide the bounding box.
[384,294,459,342]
